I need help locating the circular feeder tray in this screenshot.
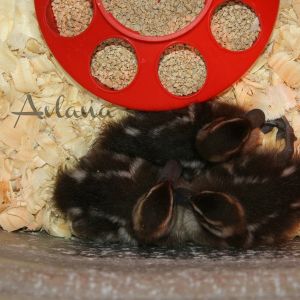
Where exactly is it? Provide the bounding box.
[35,0,279,111]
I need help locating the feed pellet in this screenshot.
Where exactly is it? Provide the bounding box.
[52,0,260,95]
[52,0,93,37]
[158,45,207,96]
[211,1,261,51]
[102,0,205,37]
[91,39,138,90]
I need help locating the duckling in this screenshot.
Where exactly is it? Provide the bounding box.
[54,156,162,242]
[54,156,183,243]
[187,117,300,248]
[135,116,300,248]
[81,102,265,179]
[53,101,266,243]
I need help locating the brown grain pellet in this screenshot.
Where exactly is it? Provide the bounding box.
[158,45,207,96]
[91,39,138,90]
[51,0,93,37]
[211,1,261,51]
[102,0,205,37]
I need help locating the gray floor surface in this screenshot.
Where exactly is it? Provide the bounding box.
[0,231,300,300]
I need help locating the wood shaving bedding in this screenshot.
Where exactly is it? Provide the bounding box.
[0,0,299,238]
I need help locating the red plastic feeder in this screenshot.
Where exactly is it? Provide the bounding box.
[34,0,279,111]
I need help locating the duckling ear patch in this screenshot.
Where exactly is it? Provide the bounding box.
[196,118,251,162]
[191,191,245,238]
[132,181,174,243]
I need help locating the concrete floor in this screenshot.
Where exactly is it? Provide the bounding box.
[0,231,300,300]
